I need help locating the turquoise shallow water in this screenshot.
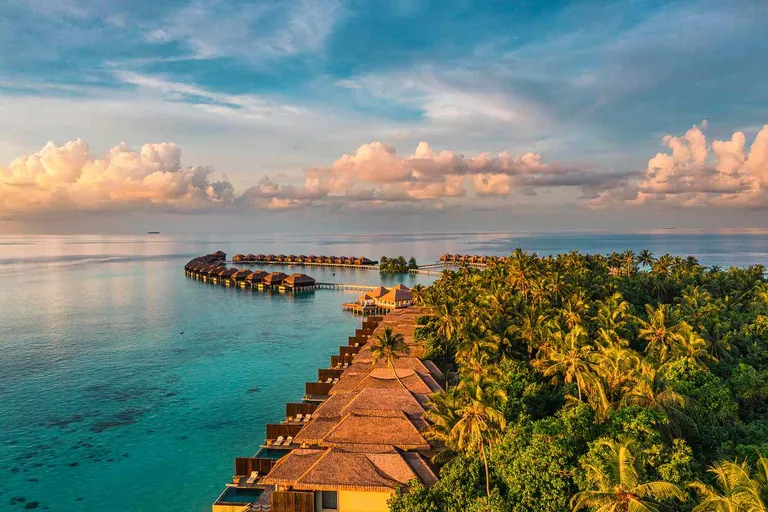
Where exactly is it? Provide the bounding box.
[1,231,767,511]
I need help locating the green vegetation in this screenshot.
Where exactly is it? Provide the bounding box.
[390,249,768,511]
[379,256,419,273]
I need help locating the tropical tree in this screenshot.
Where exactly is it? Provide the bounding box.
[637,304,685,363]
[638,249,655,269]
[535,325,595,401]
[370,326,410,388]
[571,437,687,511]
[689,457,768,511]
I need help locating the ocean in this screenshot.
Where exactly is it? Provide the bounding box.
[2,231,767,511]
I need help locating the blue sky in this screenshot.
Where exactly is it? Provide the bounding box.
[1,0,767,233]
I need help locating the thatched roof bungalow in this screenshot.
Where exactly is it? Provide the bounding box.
[367,286,390,300]
[263,272,289,286]
[256,254,266,261]
[266,254,277,261]
[232,254,245,262]
[245,254,256,261]
[231,270,252,282]
[283,273,316,289]
[377,287,412,309]
[246,270,268,284]
[261,446,436,493]
[276,254,287,262]
[212,250,226,261]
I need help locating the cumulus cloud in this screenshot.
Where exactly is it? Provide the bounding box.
[590,123,768,208]
[0,139,234,216]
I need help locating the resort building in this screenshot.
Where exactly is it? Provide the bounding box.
[213,307,439,512]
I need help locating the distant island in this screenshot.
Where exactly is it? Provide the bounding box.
[146,231,160,235]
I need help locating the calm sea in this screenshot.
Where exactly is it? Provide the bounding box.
[1,231,767,512]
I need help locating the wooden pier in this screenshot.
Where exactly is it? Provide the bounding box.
[229,260,379,271]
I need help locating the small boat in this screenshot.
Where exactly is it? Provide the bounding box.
[146,231,160,235]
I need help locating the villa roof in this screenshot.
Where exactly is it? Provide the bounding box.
[322,410,429,450]
[263,272,288,284]
[246,270,268,281]
[368,286,390,299]
[284,273,316,286]
[357,292,375,302]
[378,288,412,303]
[263,447,435,492]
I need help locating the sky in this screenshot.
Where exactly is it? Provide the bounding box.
[0,0,767,234]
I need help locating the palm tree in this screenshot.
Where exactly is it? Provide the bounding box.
[637,304,684,363]
[451,379,507,496]
[571,437,687,511]
[638,249,655,269]
[411,284,427,305]
[595,292,631,333]
[621,362,689,436]
[689,457,768,511]
[535,325,595,401]
[370,326,410,388]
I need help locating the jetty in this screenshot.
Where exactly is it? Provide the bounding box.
[212,306,440,512]
[184,254,319,293]
[230,254,378,270]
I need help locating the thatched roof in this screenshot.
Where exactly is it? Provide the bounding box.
[378,288,412,303]
[287,447,435,492]
[357,292,376,302]
[261,449,325,486]
[391,283,410,291]
[263,271,288,285]
[246,270,268,282]
[231,270,252,280]
[368,286,390,299]
[284,273,316,286]
[323,410,429,450]
[220,267,238,277]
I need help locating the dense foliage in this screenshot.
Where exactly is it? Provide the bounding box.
[390,249,768,511]
[380,256,419,273]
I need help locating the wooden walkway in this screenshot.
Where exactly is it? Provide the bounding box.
[315,282,377,291]
[228,261,379,271]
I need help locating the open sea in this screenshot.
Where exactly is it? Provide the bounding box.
[2,231,768,512]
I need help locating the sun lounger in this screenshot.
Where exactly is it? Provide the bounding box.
[326,377,332,383]
[285,436,293,446]
[295,413,303,422]
[246,471,259,484]
[273,436,284,446]
[303,414,311,422]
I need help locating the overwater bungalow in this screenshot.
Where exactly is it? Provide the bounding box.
[231,269,252,285]
[439,253,451,262]
[266,254,277,262]
[307,255,318,263]
[323,256,334,264]
[233,254,245,262]
[256,254,266,261]
[263,272,289,287]
[213,250,227,261]
[357,292,376,305]
[287,255,297,263]
[220,268,239,284]
[245,254,257,262]
[283,273,316,290]
[276,254,287,262]
[298,255,307,263]
[246,270,268,286]
[377,287,413,309]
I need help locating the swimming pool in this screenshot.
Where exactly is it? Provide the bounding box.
[215,486,264,504]
[255,448,288,460]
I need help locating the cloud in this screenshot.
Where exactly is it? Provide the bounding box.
[0,139,234,216]
[590,123,768,208]
[148,0,343,61]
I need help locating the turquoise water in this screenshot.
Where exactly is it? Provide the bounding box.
[1,231,767,512]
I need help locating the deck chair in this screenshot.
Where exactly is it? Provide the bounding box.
[303,414,312,422]
[295,413,303,422]
[246,471,259,484]
[285,436,293,446]
[273,436,284,446]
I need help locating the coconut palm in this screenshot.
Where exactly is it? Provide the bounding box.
[689,457,768,511]
[410,284,427,305]
[451,379,508,496]
[621,362,689,436]
[595,292,632,333]
[370,326,410,388]
[571,437,687,511]
[637,304,685,363]
[638,249,655,269]
[535,325,595,401]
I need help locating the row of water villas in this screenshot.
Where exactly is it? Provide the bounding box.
[232,254,376,267]
[185,254,316,292]
[438,253,503,264]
